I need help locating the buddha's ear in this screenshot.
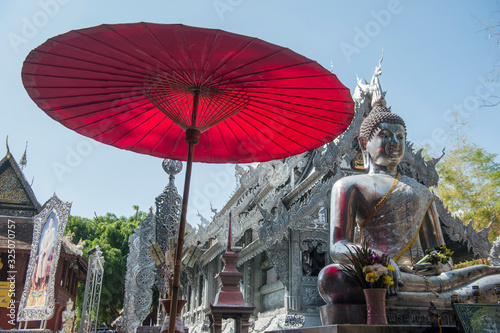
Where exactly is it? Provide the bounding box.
[358,136,367,150]
[358,136,370,169]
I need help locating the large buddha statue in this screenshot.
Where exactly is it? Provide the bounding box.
[317,104,500,324]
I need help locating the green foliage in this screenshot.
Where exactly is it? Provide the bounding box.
[435,142,500,242]
[66,207,147,327]
[453,257,490,269]
[432,112,500,245]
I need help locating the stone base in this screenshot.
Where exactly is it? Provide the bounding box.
[386,307,456,326]
[319,304,456,326]
[319,304,366,325]
[267,324,458,333]
[136,326,161,333]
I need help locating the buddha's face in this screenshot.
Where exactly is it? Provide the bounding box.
[361,123,405,172]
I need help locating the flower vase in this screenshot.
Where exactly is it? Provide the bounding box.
[160,299,187,333]
[363,288,388,325]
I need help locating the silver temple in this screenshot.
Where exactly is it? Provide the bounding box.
[176,60,498,331]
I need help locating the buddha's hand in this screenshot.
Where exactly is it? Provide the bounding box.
[387,258,401,296]
[412,262,451,276]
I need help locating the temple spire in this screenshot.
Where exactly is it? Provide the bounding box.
[19,141,28,170]
[5,136,10,158]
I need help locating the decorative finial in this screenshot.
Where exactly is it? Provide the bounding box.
[6,136,10,158]
[370,51,386,108]
[227,211,232,251]
[162,159,182,182]
[19,141,28,170]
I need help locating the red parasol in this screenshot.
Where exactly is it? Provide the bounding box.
[21,23,354,332]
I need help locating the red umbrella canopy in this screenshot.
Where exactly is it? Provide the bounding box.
[22,23,354,163]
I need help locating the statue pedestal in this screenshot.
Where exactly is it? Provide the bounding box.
[319,304,366,325]
[267,324,458,332]
[319,303,457,327]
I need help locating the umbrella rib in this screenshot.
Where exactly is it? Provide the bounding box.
[129,115,170,151]
[84,25,181,75]
[226,116,275,161]
[168,126,184,158]
[246,90,353,103]
[23,56,146,80]
[147,77,194,126]
[198,84,248,126]
[239,114,304,153]
[216,60,318,84]
[108,109,164,146]
[150,121,177,155]
[219,118,256,162]
[70,100,154,130]
[244,104,344,137]
[39,35,161,78]
[24,71,142,84]
[141,23,186,72]
[206,37,259,81]
[41,94,149,118]
[249,95,353,117]
[247,91,354,107]
[90,105,156,138]
[30,89,143,101]
[236,111,317,149]
[180,25,198,86]
[219,74,349,86]
[199,30,221,86]
[23,83,141,90]
[212,47,290,82]
[213,124,232,159]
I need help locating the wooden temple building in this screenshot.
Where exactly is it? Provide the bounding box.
[0,147,87,331]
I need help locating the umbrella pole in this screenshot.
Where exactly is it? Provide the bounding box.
[168,91,201,333]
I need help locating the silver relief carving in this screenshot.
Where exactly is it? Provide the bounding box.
[155,159,182,293]
[123,213,156,333]
[17,194,71,322]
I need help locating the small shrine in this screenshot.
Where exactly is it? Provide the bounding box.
[204,212,255,333]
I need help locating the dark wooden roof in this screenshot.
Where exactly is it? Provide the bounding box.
[0,151,41,217]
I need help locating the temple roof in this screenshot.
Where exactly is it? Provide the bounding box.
[0,216,84,259]
[0,150,41,217]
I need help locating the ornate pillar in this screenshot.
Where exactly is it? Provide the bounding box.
[287,228,301,311]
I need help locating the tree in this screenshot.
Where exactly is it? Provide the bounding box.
[434,114,500,242]
[475,13,500,106]
[66,208,147,327]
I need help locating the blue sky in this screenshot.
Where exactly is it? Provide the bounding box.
[1,0,499,225]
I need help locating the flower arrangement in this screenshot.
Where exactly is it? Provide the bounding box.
[340,241,396,289]
[416,244,453,265]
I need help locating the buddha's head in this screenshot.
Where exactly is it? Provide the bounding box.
[358,106,406,172]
